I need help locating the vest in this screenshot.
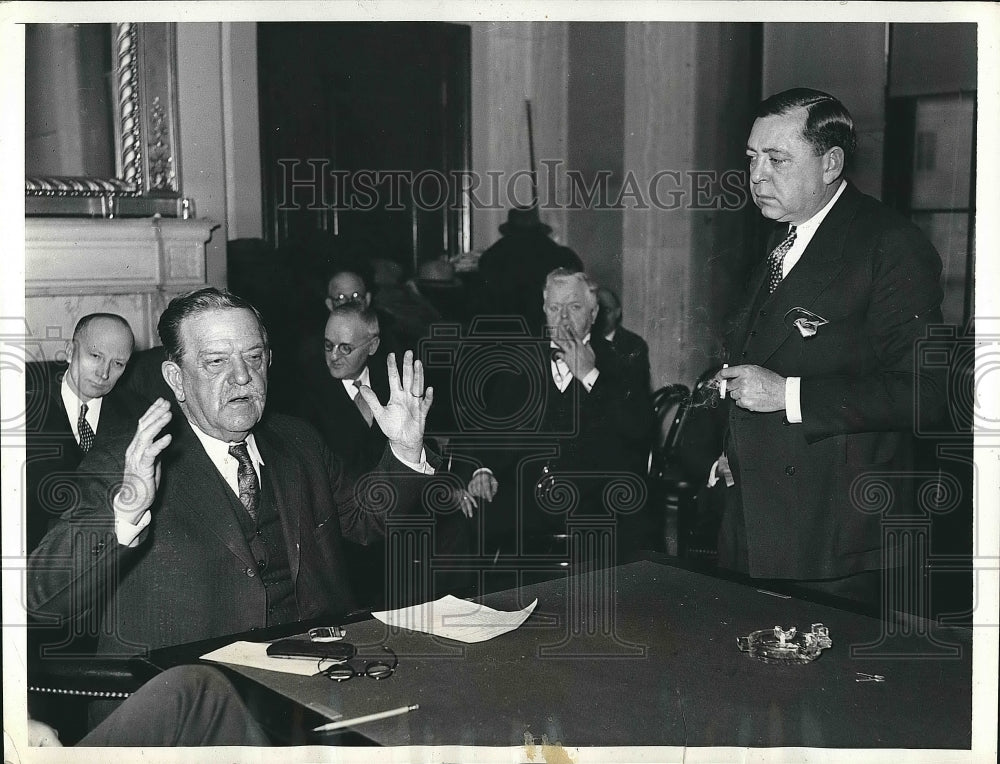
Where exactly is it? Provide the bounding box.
[225,467,298,627]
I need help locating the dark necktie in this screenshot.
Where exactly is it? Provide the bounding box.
[78,403,95,453]
[354,380,374,427]
[766,225,797,293]
[228,442,260,523]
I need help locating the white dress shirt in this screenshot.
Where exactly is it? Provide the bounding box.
[113,423,265,547]
[783,180,847,423]
[60,375,102,445]
[341,365,371,401]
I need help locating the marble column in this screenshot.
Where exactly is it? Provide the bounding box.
[623,23,759,389]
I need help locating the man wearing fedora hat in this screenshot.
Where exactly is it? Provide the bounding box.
[477,205,583,335]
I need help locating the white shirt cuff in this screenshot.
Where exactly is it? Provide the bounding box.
[113,501,152,547]
[785,376,802,423]
[581,368,600,391]
[391,444,435,475]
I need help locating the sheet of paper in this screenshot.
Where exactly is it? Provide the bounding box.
[200,640,321,676]
[372,595,538,643]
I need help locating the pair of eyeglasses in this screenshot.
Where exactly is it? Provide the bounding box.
[323,334,379,357]
[318,645,398,682]
[329,291,365,306]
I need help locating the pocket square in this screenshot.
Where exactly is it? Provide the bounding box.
[784,307,829,339]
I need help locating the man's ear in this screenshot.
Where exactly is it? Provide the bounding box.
[363,292,372,308]
[162,360,185,402]
[324,296,334,312]
[367,336,381,358]
[64,338,76,366]
[823,146,846,184]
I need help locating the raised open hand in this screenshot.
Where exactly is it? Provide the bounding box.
[356,351,433,463]
[117,398,173,521]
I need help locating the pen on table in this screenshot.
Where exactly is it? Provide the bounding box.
[312,704,419,733]
[719,363,729,399]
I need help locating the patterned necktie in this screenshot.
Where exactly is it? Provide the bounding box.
[78,402,95,453]
[353,380,374,427]
[766,225,797,293]
[228,442,260,523]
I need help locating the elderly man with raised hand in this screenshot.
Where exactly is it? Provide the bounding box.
[716,88,945,606]
[28,287,437,657]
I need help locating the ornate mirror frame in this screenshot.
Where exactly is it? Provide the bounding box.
[25,22,183,217]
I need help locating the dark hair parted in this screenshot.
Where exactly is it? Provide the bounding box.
[157,287,269,363]
[757,88,857,165]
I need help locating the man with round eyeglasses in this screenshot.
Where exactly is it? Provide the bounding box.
[302,303,389,478]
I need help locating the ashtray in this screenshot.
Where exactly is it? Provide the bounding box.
[737,623,832,664]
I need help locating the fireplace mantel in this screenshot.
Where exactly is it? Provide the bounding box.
[24,217,217,352]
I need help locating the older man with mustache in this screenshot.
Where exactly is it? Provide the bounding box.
[28,287,437,658]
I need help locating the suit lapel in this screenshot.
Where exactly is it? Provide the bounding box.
[167,420,256,568]
[745,184,859,364]
[46,369,86,460]
[253,421,304,582]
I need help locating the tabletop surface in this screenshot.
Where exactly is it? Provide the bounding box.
[162,560,972,749]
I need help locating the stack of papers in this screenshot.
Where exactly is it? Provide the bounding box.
[372,595,538,643]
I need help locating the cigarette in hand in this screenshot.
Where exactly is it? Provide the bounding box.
[719,363,729,399]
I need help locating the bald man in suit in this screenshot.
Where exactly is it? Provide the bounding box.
[24,313,141,552]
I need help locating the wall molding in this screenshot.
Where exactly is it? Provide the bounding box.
[25,218,216,350]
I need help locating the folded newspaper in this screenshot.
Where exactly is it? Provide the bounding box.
[372,595,538,643]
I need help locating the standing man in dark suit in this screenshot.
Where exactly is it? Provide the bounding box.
[717,88,944,605]
[594,286,652,394]
[28,288,437,656]
[24,313,138,552]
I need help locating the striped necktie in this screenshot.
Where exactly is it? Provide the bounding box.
[353,380,374,427]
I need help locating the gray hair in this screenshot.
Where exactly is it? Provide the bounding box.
[543,268,599,310]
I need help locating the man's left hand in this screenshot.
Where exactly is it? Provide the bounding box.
[552,323,596,379]
[358,350,433,463]
[718,364,786,412]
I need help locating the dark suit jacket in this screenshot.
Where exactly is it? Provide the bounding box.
[724,183,945,579]
[24,362,143,553]
[594,326,652,393]
[454,340,651,544]
[296,355,391,479]
[26,411,433,654]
